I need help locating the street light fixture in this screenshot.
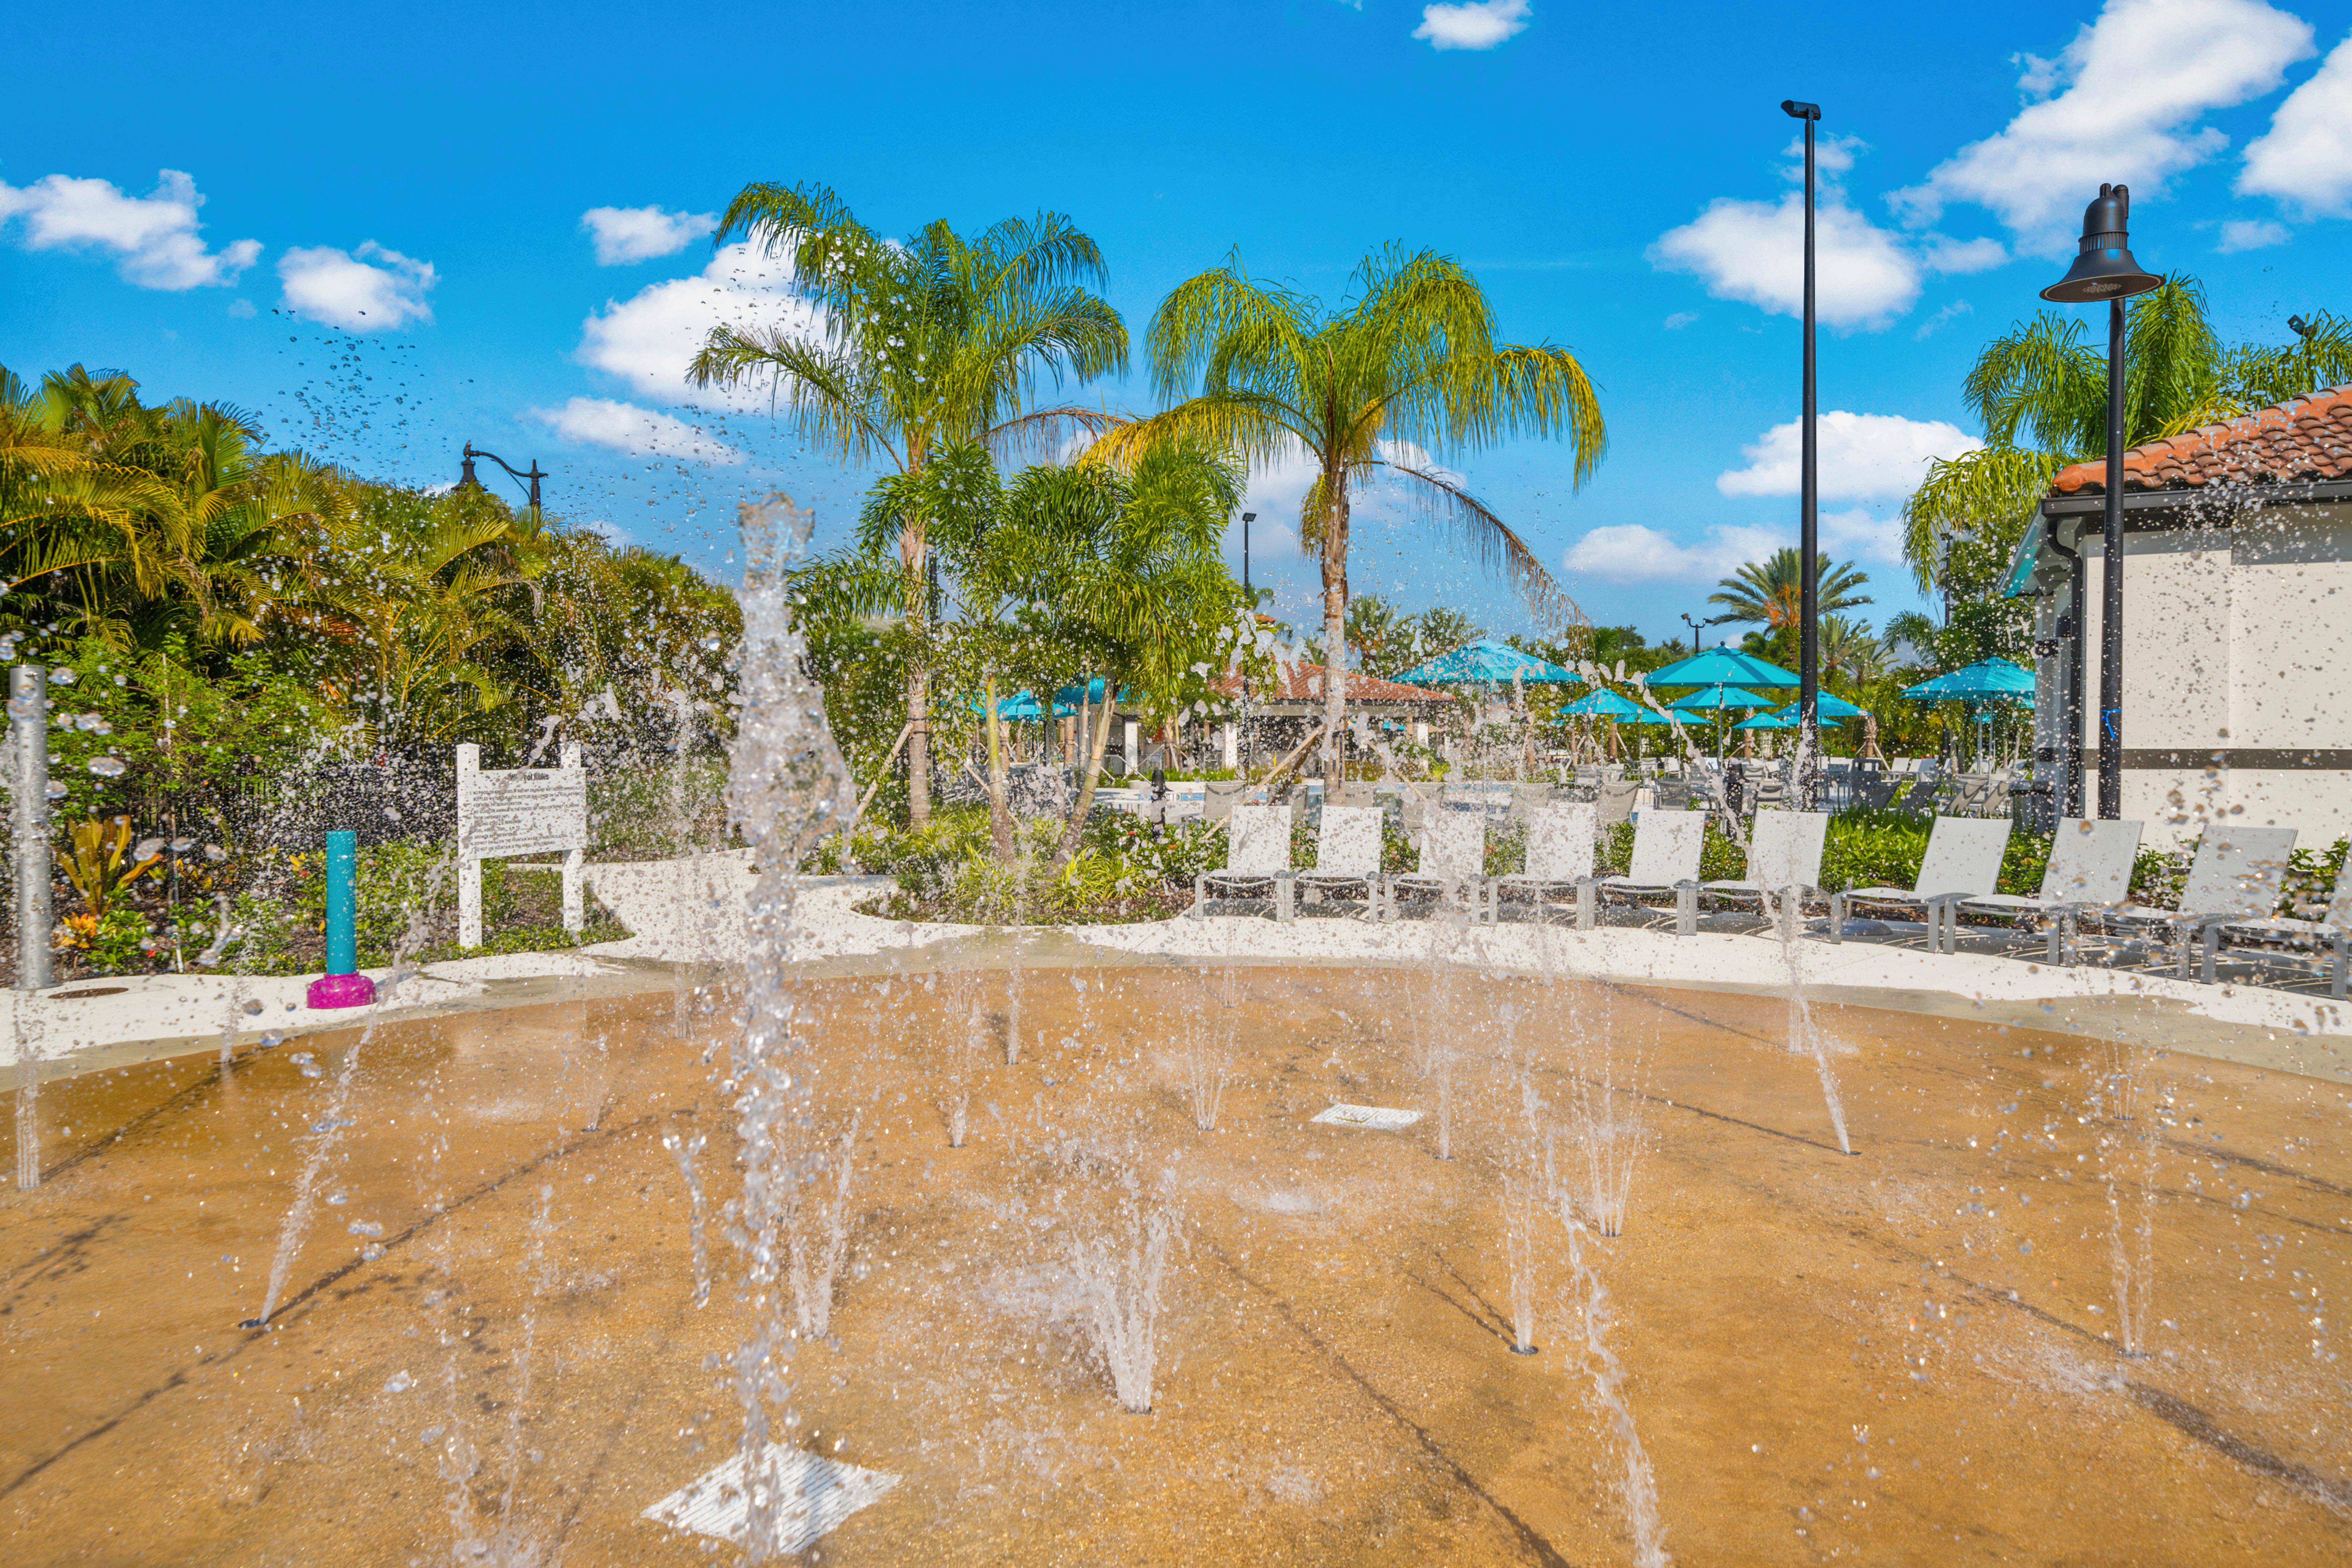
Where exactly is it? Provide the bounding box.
[2039,183,2161,820]
[458,443,548,518]
[1781,97,1823,805]
[1240,511,1256,595]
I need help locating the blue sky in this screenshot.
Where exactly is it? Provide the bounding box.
[5,0,2348,647]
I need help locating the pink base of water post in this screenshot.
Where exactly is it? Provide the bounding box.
[306,972,377,1010]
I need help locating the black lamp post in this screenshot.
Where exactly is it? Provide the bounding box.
[458,444,547,518]
[2039,184,2161,820]
[1240,511,1256,595]
[1781,98,1823,805]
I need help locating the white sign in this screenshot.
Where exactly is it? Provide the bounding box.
[455,742,588,949]
[1311,1103,1425,1131]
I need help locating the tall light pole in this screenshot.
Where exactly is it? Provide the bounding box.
[458,444,547,518]
[2039,184,2160,820]
[1781,98,1822,806]
[1240,511,1255,596]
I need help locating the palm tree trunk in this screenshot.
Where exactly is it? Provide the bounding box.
[983,669,1014,861]
[904,659,932,830]
[1055,677,1119,866]
[1319,478,1350,799]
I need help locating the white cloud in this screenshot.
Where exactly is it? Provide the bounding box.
[2216,217,2291,251]
[1819,508,1908,569]
[528,397,744,464]
[1717,411,1983,501]
[576,241,827,409]
[1562,523,1785,585]
[0,169,258,289]
[1913,300,1974,341]
[1412,0,1529,50]
[1664,311,1699,330]
[1650,141,2003,330]
[1895,0,2314,249]
[1920,236,2008,274]
[2238,31,2352,215]
[581,204,719,265]
[277,242,436,330]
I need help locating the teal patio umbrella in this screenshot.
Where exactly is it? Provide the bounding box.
[1558,689,1647,719]
[969,690,1045,721]
[1734,710,1798,729]
[1391,638,1584,686]
[1643,647,1801,690]
[1901,659,2035,702]
[1764,690,1866,723]
[1667,685,1770,713]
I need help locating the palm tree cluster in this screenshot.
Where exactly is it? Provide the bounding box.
[1310,593,1485,679]
[1901,282,2352,655]
[689,183,1129,829]
[703,184,1613,813]
[2,362,740,832]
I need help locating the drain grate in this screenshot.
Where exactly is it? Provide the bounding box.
[1310,1103,1425,1131]
[643,1443,900,1552]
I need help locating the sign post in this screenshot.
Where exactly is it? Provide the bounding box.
[455,742,587,949]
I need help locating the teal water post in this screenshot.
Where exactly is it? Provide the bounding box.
[306,830,376,1009]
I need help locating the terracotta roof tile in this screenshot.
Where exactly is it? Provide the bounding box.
[2047,382,2352,496]
[1210,663,1449,704]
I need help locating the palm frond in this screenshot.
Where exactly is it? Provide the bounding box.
[1384,462,1588,633]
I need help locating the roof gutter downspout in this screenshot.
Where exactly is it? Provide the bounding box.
[2043,520,2087,819]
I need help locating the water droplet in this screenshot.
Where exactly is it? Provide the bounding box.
[383,1370,413,1393]
[348,1219,384,1237]
[86,755,126,778]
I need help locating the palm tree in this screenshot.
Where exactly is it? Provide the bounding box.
[1817,614,1884,686]
[1901,282,2352,599]
[1710,549,1871,631]
[1015,440,1245,862]
[1097,247,1605,793]
[1711,549,1869,673]
[688,182,1129,828]
[1408,606,1484,666]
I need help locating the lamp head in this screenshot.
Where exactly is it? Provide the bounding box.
[2039,183,2162,304]
[1780,100,1821,120]
[1241,511,1256,523]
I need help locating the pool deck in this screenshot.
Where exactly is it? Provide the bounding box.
[5,851,2346,1085]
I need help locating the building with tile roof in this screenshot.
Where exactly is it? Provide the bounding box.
[2019,385,2352,848]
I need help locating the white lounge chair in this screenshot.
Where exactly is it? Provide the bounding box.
[2199,860,2351,995]
[1385,809,1486,921]
[2082,825,2297,977]
[1828,817,2011,953]
[1955,818,2142,963]
[1191,803,1292,919]
[1599,808,1708,936]
[1491,801,1600,925]
[1703,810,1828,915]
[1292,805,1384,920]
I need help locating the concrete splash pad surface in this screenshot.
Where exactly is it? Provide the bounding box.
[2,968,2348,1564]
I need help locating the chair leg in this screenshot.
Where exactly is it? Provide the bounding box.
[1828,892,1845,944]
[1576,878,1597,931]
[1191,876,1204,920]
[1675,881,1696,937]
[2333,931,2348,1001]
[1276,875,1295,923]
[2200,924,2220,985]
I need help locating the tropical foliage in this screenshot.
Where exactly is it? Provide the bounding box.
[1,360,739,978]
[689,180,1129,828]
[1096,246,1606,792]
[1900,283,2352,607]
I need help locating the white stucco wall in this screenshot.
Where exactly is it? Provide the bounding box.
[2068,499,2352,850]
